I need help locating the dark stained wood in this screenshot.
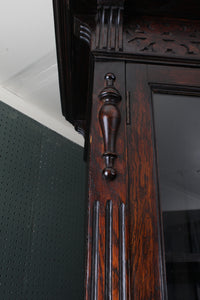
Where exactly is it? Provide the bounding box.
[53,0,92,134]
[105,200,113,300]
[55,0,200,20]
[92,16,200,67]
[95,6,124,51]
[53,0,73,123]
[126,63,200,299]
[99,73,122,180]
[87,62,200,300]
[91,201,100,300]
[53,1,200,299]
[119,203,126,300]
[125,0,200,20]
[86,61,128,300]
[148,64,200,86]
[98,0,125,5]
[53,0,200,131]
[124,17,200,60]
[126,63,165,300]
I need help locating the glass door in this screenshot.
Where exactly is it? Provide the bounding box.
[126,63,200,299]
[153,93,200,299]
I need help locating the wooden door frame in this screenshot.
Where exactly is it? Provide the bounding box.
[126,63,200,299]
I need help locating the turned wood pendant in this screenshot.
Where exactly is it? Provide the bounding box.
[98,73,122,180]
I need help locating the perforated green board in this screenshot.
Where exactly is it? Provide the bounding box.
[0,101,86,299]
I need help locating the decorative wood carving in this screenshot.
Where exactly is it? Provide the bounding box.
[99,73,122,180]
[124,18,200,59]
[74,17,92,46]
[54,2,200,299]
[105,201,127,300]
[86,62,127,300]
[90,200,126,300]
[94,0,125,51]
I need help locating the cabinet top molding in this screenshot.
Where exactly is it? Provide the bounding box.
[53,0,200,137]
[97,0,125,6]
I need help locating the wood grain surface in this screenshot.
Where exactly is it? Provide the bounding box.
[126,63,164,299]
[85,61,128,300]
[86,58,200,299]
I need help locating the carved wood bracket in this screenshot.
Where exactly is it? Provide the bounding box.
[94,0,125,51]
[74,17,92,46]
[98,73,121,180]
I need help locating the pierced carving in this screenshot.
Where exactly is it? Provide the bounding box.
[99,73,121,180]
[124,18,200,58]
[95,1,124,51]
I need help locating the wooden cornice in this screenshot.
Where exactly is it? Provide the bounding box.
[53,0,126,137]
[53,0,200,138]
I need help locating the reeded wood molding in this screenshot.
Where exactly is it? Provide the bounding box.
[94,0,125,51]
[99,73,122,180]
[74,17,92,46]
[90,200,127,300]
[105,200,113,300]
[119,203,126,300]
[91,201,100,300]
[86,62,127,300]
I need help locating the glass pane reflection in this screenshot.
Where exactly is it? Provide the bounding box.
[153,93,200,300]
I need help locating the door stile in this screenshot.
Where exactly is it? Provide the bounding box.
[85,60,128,300]
[126,63,165,300]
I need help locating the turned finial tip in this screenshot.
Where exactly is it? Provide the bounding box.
[103,167,117,180]
[105,73,116,85]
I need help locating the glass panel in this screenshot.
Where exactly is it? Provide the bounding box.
[153,93,200,300]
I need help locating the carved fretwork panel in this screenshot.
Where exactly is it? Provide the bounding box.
[124,17,200,59]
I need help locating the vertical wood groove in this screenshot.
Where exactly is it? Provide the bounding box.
[91,201,100,300]
[95,5,124,51]
[105,200,113,300]
[86,62,126,300]
[119,203,126,300]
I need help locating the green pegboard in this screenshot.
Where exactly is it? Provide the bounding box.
[0,101,86,299]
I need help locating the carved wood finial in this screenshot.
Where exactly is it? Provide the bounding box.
[99,73,121,180]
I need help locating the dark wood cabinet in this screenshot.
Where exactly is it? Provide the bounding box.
[126,64,200,299]
[53,1,200,298]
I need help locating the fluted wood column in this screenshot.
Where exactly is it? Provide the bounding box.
[85,61,128,300]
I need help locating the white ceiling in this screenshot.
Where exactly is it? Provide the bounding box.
[0,0,84,146]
